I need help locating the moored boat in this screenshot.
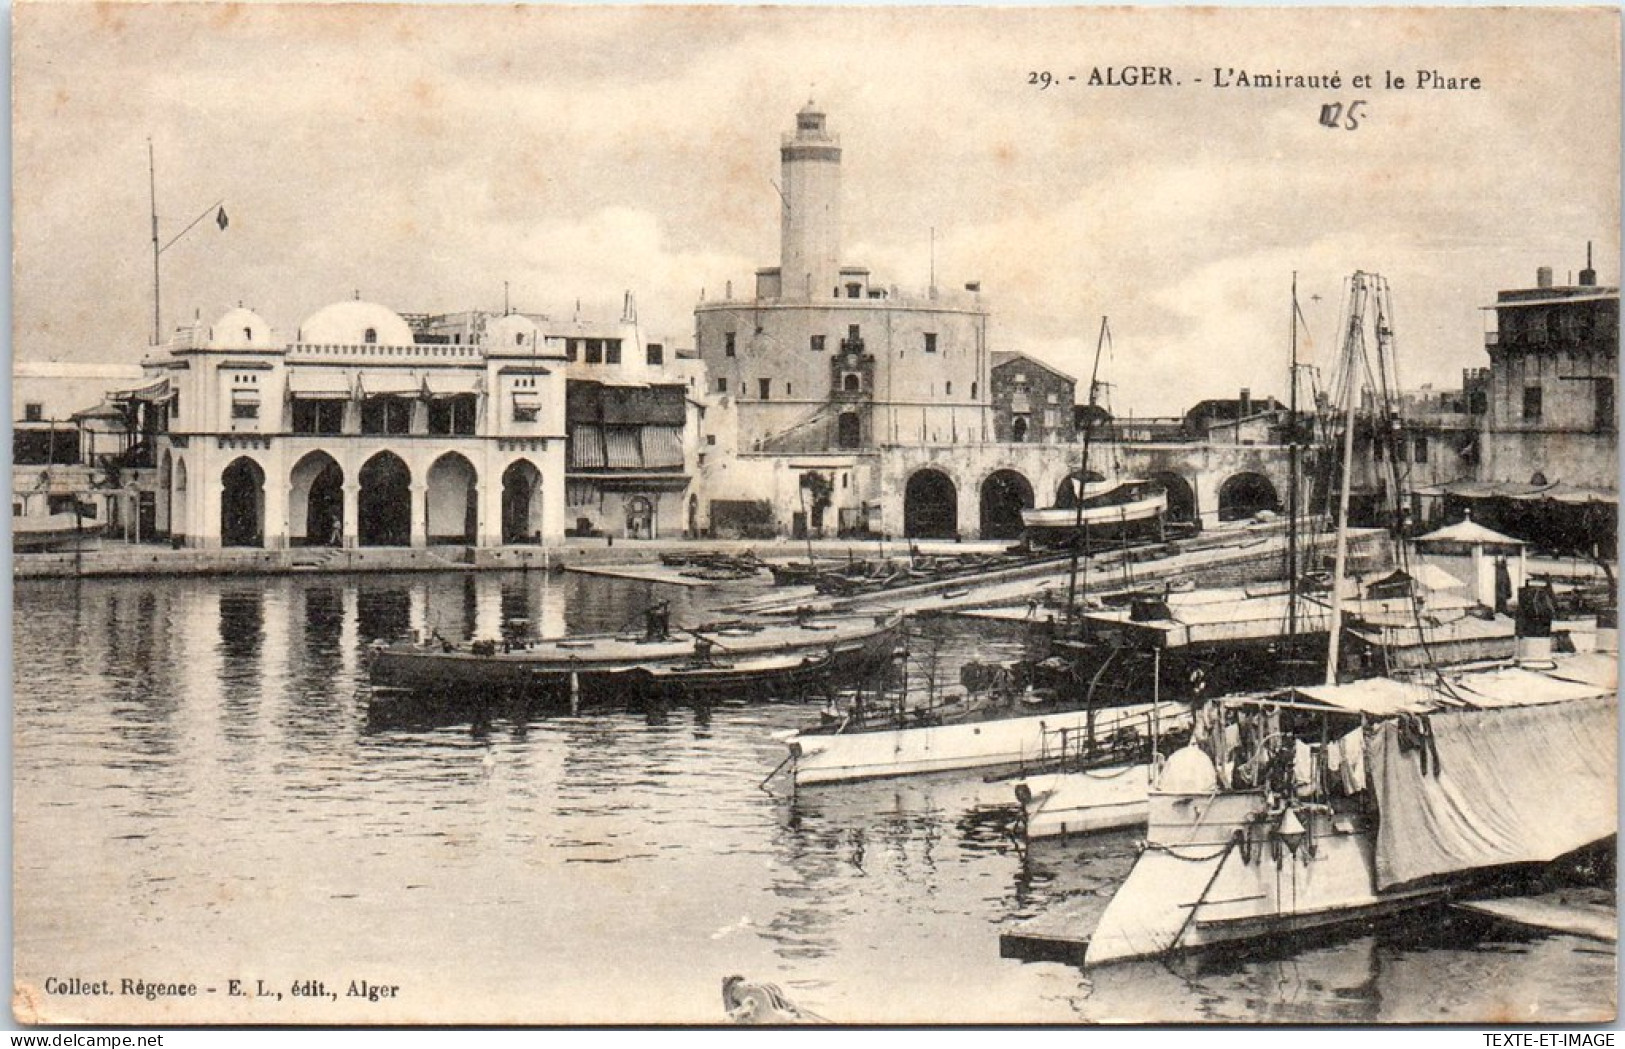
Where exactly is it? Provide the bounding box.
[1081,648,1618,967]
[1021,480,1167,546]
[368,608,904,705]
[13,511,106,551]
[617,648,837,703]
[786,697,1191,787]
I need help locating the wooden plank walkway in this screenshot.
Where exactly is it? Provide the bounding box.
[1454,890,1617,943]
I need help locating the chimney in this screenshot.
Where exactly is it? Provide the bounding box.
[1239,388,1252,417]
[1536,266,1554,289]
[1580,241,1597,287]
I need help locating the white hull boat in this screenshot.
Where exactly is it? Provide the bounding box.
[1015,761,1161,839]
[786,700,1190,787]
[1082,652,1618,967]
[1021,481,1167,544]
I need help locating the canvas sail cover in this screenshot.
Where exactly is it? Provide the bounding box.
[1368,694,1617,891]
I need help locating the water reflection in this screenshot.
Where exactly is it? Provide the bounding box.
[11,571,1617,1025]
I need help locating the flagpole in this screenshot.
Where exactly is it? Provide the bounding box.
[148,136,227,347]
[149,138,161,345]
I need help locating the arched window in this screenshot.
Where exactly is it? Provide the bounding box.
[843,373,861,392]
[243,327,253,341]
[364,328,378,345]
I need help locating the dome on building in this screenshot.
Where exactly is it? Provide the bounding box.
[207,306,276,349]
[297,299,414,347]
[485,313,542,349]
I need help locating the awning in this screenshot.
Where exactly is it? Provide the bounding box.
[1426,479,1617,505]
[1295,659,1612,717]
[1446,665,1608,710]
[513,391,542,413]
[1370,694,1615,891]
[604,426,642,468]
[421,372,483,397]
[356,371,420,396]
[1480,292,1618,309]
[642,425,685,468]
[286,370,354,399]
[112,377,173,403]
[1415,517,1525,547]
[1293,677,1443,717]
[71,401,130,422]
[569,424,605,468]
[231,389,262,406]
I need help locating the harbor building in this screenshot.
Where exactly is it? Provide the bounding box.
[12,361,152,536]
[695,102,995,539]
[137,299,569,549]
[695,102,990,457]
[1421,254,1618,552]
[416,301,704,540]
[989,352,1077,446]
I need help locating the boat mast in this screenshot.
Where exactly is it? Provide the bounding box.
[1287,273,1300,641]
[1065,316,1110,630]
[1325,273,1371,685]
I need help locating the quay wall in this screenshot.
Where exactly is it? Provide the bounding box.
[14,522,1392,584]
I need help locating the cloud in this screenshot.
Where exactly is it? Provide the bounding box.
[12,5,1617,415]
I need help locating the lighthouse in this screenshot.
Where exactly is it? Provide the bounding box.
[779,101,843,302]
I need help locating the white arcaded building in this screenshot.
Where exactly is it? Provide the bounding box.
[138,299,568,549]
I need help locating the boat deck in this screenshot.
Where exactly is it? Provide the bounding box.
[999,899,1102,966]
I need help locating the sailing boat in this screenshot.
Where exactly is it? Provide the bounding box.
[1079,272,1618,965]
[1021,318,1167,548]
[1015,280,1328,839]
[783,320,1187,789]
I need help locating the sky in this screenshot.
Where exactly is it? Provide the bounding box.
[11,3,1619,416]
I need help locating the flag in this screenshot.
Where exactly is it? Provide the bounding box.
[216,206,229,231]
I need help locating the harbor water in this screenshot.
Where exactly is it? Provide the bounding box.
[12,570,1615,1024]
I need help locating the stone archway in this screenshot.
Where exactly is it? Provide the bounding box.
[220,457,265,548]
[501,460,545,544]
[1149,470,1198,526]
[904,468,958,539]
[426,452,478,544]
[625,495,654,539]
[359,451,412,546]
[290,451,344,546]
[1218,471,1281,521]
[979,469,1034,539]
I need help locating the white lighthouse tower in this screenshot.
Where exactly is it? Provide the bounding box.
[779,101,843,302]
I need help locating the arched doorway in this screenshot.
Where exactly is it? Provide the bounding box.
[904,469,958,538]
[158,451,172,537]
[220,457,265,547]
[173,458,189,543]
[1012,417,1028,443]
[501,460,544,544]
[1218,472,1281,521]
[625,495,654,539]
[1149,470,1198,526]
[290,451,344,546]
[1054,470,1106,509]
[426,453,478,544]
[837,411,861,449]
[979,469,1034,539]
[359,452,411,546]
